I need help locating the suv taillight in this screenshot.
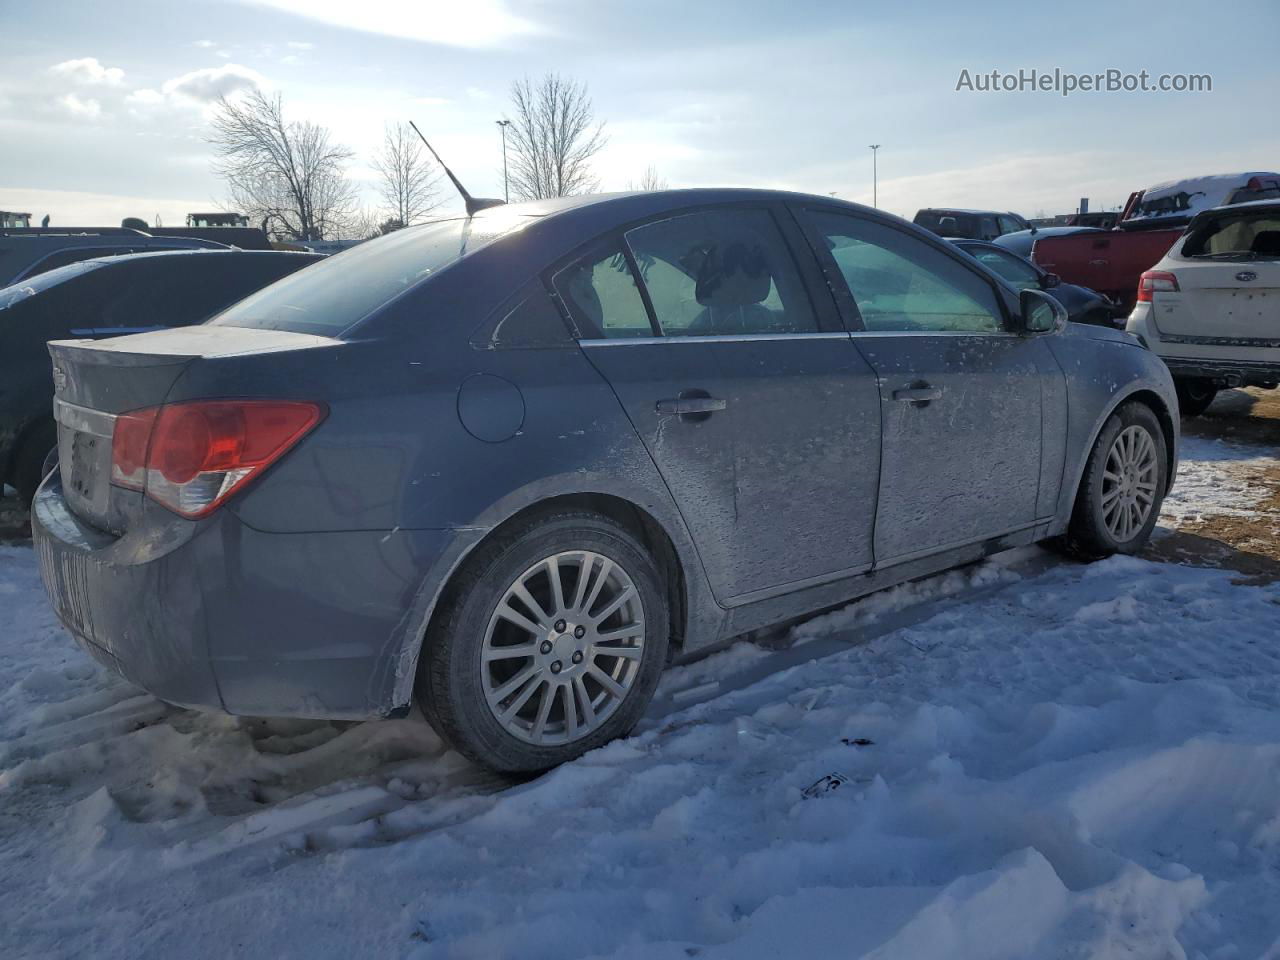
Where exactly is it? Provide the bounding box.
[1136,270,1179,303]
[110,399,324,518]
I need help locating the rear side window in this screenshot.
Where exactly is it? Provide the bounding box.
[553,243,654,339]
[1182,214,1280,259]
[624,208,818,336]
[808,210,1004,333]
[914,211,976,238]
[210,217,530,335]
[481,280,572,348]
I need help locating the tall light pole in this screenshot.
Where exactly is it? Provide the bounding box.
[495,119,512,203]
[869,144,881,209]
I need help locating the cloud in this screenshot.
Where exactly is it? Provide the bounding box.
[286,41,314,50]
[234,0,544,48]
[193,40,216,48]
[125,88,165,107]
[57,92,102,118]
[161,64,264,103]
[50,57,125,86]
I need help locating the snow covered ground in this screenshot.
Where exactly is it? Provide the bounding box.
[2,430,1279,959]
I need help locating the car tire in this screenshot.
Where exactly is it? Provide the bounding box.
[1053,402,1168,562]
[1174,378,1217,418]
[418,510,670,774]
[13,420,58,506]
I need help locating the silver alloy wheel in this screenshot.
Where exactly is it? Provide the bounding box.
[481,550,646,746]
[1101,424,1159,542]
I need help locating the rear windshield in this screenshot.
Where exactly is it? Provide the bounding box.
[0,258,107,310]
[1181,213,1280,260]
[208,216,532,335]
[914,211,978,238]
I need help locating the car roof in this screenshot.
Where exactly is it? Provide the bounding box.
[466,188,845,220]
[1193,198,1280,218]
[413,188,902,243]
[75,248,325,268]
[916,208,1018,216]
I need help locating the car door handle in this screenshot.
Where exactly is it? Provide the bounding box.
[892,386,943,403]
[655,396,727,416]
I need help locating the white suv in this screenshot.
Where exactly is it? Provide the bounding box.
[1127,200,1280,416]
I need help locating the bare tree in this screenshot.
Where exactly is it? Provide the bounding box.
[209,88,358,242]
[371,122,443,226]
[505,73,606,200]
[627,165,669,191]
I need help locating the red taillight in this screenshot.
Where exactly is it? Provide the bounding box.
[110,399,324,518]
[1136,270,1179,303]
[109,407,159,491]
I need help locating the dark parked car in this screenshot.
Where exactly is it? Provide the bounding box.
[32,189,1178,775]
[912,208,1029,241]
[993,225,1106,259]
[1,227,226,286]
[950,239,1121,327]
[1,249,321,502]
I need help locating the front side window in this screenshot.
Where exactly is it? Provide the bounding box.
[967,246,1040,291]
[997,215,1022,236]
[808,211,1005,333]
[553,243,654,339]
[624,208,818,336]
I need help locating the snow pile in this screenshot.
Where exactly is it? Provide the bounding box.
[3,540,1280,959]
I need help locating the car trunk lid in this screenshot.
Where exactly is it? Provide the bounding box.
[48,326,337,533]
[1153,259,1280,343]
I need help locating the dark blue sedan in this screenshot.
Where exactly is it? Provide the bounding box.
[950,238,1122,327]
[32,189,1178,773]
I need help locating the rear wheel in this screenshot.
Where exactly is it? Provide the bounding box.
[1055,402,1168,562]
[419,511,669,773]
[1174,378,1217,417]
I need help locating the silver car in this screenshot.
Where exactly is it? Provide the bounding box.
[32,189,1179,774]
[1127,199,1280,415]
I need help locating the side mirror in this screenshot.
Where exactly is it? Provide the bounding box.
[1019,288,1067,334]
[1041,272,1061,289]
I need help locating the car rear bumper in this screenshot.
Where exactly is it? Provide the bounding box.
[32,475,477,719]
[1161,357,1280,385]
[1126,302,1280,386]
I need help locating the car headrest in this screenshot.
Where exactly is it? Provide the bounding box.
[695,242,771,307]
[567,266,604,332]
[1249,230,1280,256]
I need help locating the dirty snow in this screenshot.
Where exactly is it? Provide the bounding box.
[1162,435,1274,522]
[3,444,1280,959]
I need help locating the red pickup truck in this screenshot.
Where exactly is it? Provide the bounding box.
[1031,172,1280,315]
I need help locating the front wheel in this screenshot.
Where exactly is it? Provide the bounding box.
[1055,402,1168,562]
[1174,378,1217,418]
[419,511,669,773]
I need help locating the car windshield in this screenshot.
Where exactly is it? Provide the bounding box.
[1182,213,1280,260]
[209,214,534,335]
[0,258,107,311]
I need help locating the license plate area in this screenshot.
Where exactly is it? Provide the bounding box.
[54,398,117,527]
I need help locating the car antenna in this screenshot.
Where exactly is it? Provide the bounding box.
[409,121,505,217]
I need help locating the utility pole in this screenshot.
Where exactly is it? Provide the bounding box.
[496,119,512,203]
[869,144,881,209]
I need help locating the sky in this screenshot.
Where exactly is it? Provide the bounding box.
[1,0,1278,229]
